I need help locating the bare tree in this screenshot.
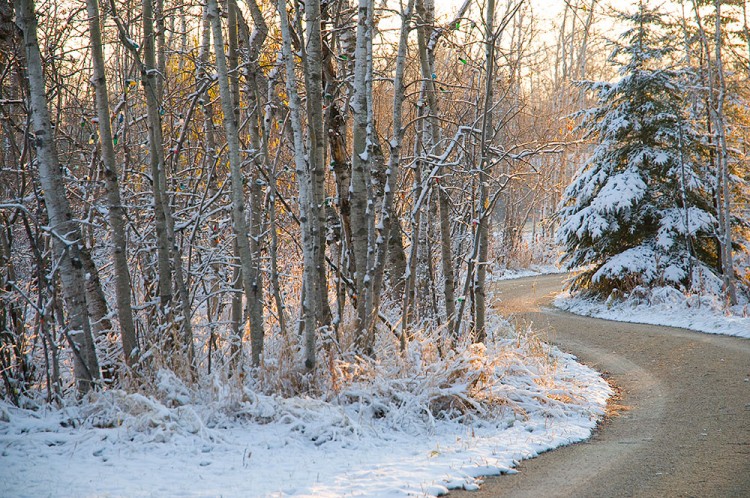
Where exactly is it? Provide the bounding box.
[15,0,100,393]
[711,0,737,305]
[85,0,138,365]
[365,0,415,352]
[241,0,269,365]
[413,0,471,339]
[350,0,374,351]
[277,0,331,369]
[692,0,737,305]
[207,0,264,367]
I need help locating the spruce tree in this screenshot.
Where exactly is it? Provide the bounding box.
[557,2,720,297]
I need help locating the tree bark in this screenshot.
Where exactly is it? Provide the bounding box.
[197,2,223,371]
[277,0,330,369]
[301,0,333,333]
[85,0,138,365]
[207,0,263,367]
[415,0,457,337]
[351,0,374,351]
[474,0,496,341]
[242,0,269,366]
[365,0,414,351]
[263,59,287,337]
[692,0,738,306]
[712,0,737,306]
[16,0,100,393]
[139,0,173,326]
[142,0,194,369]
[401,119,424,346]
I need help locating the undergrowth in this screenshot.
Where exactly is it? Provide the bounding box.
[2,319,604,448]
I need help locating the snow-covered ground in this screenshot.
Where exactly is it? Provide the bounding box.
[0,334,611,497]
[488,264,566,282]
[556,287,750,339]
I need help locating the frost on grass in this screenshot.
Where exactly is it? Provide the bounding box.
[0,323,611,497]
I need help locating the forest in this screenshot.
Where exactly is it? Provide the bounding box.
[1,0,748,408]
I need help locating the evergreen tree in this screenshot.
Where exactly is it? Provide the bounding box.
[557,2,720,297]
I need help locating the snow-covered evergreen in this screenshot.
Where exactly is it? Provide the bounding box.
[557,3,720,296]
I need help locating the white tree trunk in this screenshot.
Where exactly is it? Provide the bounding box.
[692,0,738,306]
[712,0,737,305]
[474,0,496,340]
[16,0,100,392]
[277,0,331,368]
[207,0,264,367]
[302,0,333,334]
[366,0,414,350]
[415,0,458,337]
[140,0,194,368]
[126,0,174,339]
[243,0,269,365]
[351,0,373,351]
[85,0,138,365]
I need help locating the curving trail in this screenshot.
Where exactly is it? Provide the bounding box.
[453,273,750,498]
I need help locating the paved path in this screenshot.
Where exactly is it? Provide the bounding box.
[453,273,750,497]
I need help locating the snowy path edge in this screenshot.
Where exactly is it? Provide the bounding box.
[554,293,750,339]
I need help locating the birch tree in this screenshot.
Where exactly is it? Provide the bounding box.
[206,0,264,367]
[412,0,471,338]
[242,0,269,365]
[350,0,374,351]
[691,0,738,305]
[303,0,332,331]
[453,1,523,339]
[277,0,330,368]
[136,0,172,325]
[85,0,138,365]
[365,0,415,351]
[710,0,737,305]
[15,0,100,392]
[473,0,497,340]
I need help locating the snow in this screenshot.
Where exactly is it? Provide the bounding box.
[556,288,750,339]
[555,7,729,296]
[588,167,646,215]
[487,264,566,282]
[0,334,611,497]
[592,246,658,284]
[656,208,716,250]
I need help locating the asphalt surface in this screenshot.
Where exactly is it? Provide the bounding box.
[451,273,750,498]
